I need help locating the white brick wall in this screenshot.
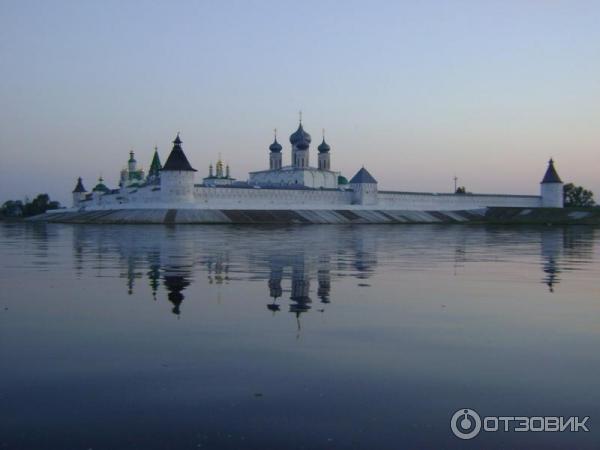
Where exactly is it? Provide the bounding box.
[81,181,542,211]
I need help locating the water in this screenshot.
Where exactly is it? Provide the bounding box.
[1,223,599,450]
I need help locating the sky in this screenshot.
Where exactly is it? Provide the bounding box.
[0,0,599,205]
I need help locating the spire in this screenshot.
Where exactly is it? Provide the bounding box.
[129,149,136,162]
[148,146,162,177]
[541,158,562,184]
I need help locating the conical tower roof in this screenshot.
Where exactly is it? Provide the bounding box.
[541,159,562,183]
[72,177,86,193]
[161,134,197,172]
[349,167,377,184]
[148,147,162,176]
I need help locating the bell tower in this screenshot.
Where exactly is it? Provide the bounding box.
[289,113,311,169]
[269,129,283,170]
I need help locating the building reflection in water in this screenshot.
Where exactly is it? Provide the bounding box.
[267,258,283,313]
[206,254,230,285]
[541,228,562,292]
[160,233,195,316]
[147,251,161,301]
[539,226,597,292]
[63,224,597,322]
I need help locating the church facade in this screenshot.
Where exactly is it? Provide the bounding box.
[248,125,339,189]
[70,120,565,213]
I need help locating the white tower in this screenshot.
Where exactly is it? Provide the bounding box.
[72,177,87,207]
[317,131,331,170]
[128,150,137,173]
[269,130,283,170]
[349,167,378,205]
[540,159,564,208]
[160,133,197,203]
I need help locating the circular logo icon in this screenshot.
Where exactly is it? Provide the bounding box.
[451,408,482,440]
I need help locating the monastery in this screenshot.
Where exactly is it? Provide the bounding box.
[64,119,564,224]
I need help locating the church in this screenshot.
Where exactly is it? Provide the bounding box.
[248,123,340,189]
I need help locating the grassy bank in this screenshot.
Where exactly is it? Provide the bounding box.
[485,207,600,225]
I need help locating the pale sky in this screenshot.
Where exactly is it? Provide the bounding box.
[1,0,599,205]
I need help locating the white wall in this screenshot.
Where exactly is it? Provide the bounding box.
[378,191,541,210]
[351,183,378,205]
[161,171,195,203]
[80,182,543,211]
[194,186,352,209]
[541,183,563,208]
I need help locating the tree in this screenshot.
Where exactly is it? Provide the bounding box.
[1,200,24,217]
[1,194,61,218]
[455,186,467,194]
[563,183,595,207]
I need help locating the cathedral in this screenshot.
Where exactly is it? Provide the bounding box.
[248,123,340,189]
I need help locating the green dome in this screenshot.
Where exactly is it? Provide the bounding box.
[92,177,109,192]
[92,183,109,193]
[337,175,349,185]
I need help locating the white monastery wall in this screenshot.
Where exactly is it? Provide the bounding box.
[377,191,542,210]
[82,183,542,211]
[193,186,352,208]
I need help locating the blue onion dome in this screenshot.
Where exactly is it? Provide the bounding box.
[289,123,311,145]
[296,135,310,150]
[318,138,330,153]
[269,138,282,153]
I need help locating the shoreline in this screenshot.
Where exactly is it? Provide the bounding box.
[18,206,600,225]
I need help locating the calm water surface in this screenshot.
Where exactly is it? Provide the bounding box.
[1,223,599,450]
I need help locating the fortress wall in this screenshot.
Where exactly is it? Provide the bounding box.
[193,187,541,210]
[193,186,353,209]
[377,191,542,210]
[89,185,161,208]
[83,184,541,211]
